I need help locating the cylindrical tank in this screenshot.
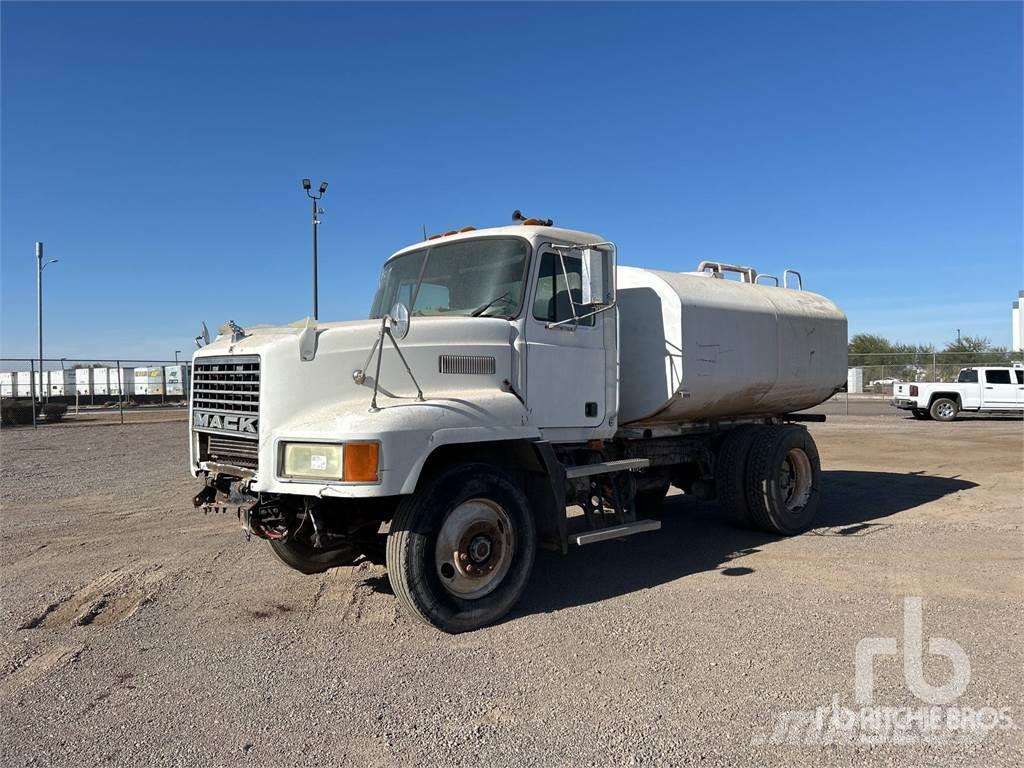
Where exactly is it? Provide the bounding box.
[616,267,847,424]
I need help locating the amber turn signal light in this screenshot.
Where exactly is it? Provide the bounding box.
[343,442,380,482]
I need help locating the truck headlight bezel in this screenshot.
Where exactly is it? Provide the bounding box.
[279,441,380,483]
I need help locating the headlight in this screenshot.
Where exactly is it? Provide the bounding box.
[280,442,379,482]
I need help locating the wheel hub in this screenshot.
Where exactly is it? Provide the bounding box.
[468,535,492,563]
[434,499,515,600]
[779,447,812,513]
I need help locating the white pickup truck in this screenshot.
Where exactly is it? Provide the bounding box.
[892,366,1024,421]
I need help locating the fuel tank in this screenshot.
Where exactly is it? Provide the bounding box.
[616,266,847,424]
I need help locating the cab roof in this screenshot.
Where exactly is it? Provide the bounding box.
[388,224,606,261]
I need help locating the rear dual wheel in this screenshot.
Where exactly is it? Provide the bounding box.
[715,426,760,527]
[716,424,821,535]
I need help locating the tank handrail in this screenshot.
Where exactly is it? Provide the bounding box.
[755,274,780,287]
[696,261,758,284]
[784,269,803,291]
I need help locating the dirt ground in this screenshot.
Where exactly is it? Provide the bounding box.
[1,412,1021,767]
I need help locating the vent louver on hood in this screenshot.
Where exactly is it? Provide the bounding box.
[438,355,496,375]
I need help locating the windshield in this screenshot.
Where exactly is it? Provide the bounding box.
[370,237,530,319]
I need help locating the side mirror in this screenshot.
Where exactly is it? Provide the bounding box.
[388,302,410,340]
[195,321,210,349]
[580,248,611,306]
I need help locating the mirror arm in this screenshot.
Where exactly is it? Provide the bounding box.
[367,315,425,412]
[352,332,382,385]
[368,318,388,412]
[386,325,425,403]
[545,299,617,329]
[555,250,580,325]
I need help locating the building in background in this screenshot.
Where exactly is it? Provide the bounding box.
[1014,290,1023,353]
[847,367,864,394]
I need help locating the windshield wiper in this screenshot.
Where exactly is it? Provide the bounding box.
[470,292,512,317]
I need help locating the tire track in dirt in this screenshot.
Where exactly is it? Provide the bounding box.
[17,563,166,631]
[0,644,84,698]
[306,561,398,627]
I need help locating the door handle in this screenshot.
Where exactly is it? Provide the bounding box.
[984,386,993,389]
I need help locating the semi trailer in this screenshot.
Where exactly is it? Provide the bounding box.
[190,216,847,632]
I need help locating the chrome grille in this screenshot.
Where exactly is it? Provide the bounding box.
[202,434,259,469]
[192,355,260,438]
[438,355,496,375]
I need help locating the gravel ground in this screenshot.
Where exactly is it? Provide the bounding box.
[1,414,1021,766]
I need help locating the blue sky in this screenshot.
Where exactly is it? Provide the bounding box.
[2,1,1021,361]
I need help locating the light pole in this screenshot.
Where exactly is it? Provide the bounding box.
[36,242,59,405]
[175,350,182,364]
[302,178,328,320]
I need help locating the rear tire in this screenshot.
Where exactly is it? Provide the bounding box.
[269,539,361,575]
[930,397,958,422]
[745,425,821,535]
[715,425,763,527]
[386,463,536,633]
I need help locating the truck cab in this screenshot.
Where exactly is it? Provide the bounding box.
[190,224,617,494]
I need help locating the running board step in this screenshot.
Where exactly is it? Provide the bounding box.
[564,458,650,480]
[572,519,662,546]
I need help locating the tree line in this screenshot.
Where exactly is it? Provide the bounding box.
[848,334,1014,382]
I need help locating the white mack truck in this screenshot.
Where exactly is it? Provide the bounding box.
[190,213,847,632]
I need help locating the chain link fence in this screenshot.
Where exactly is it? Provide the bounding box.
[845,352,1023,396]
[5,351,1021,428]
[1,357,191,428]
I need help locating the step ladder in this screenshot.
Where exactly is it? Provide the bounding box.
[563,458,662,545]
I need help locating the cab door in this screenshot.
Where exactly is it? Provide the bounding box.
[981,368,1018,408]
[524,246,607,430]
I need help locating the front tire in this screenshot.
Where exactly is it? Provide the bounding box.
[745,425,821,535]
[386,463,536,633]
[269,538,361,575]
[930,397,958,422]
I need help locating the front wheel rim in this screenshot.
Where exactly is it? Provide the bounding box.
[434,499,515,600]
[779,448,813,513]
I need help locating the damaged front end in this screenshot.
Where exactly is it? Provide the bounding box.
[191,475,390,564]
[192,476,283,541]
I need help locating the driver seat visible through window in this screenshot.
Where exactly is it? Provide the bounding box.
[533,252,594,326]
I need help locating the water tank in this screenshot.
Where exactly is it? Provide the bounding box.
[616,266,847,424]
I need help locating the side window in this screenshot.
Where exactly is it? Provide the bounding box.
[957,369,978,383]
[532,252,594,326]
[1016,370,1023,385]
[984,369,1011,384]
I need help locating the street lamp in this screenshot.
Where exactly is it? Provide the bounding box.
[303,178,328,320]
[175,350,182,364]
[36,242,59,405]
